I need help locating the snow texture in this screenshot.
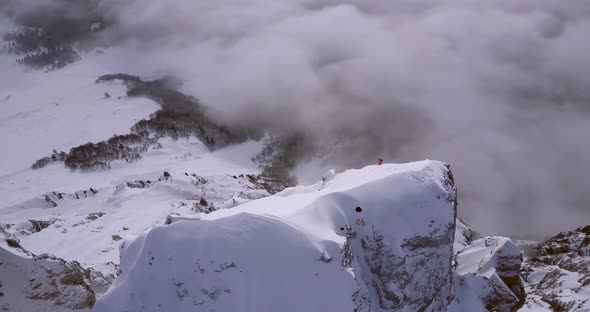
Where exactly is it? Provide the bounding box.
[0,53,278,310]
[0,230,96,312]
[95,160,463,311]
[455,236,525,311]
[520,226,590,312]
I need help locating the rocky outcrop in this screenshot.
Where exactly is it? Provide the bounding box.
[6,188,101,211]
[26,254,96,309]
[521,225,590,311]
[339,165,457,311]
[455,236,525,311]
[0,235,98,311]
[126,180,153,189]
[28,219,57,233]
[453,218,477,254]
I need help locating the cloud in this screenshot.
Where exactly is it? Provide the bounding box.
[4,0,590,238]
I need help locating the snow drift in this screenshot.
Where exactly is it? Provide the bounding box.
[95,160,466,311]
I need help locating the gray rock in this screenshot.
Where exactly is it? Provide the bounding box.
[522,225,590,311]
[0,243,97,311]
[341,164,457,311]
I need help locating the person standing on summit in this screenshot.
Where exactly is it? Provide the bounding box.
[377,158,384,165]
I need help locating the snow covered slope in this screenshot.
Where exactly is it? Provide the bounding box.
[0,230,97,312]
[0,50,284,311]
[0,42,278,270]
[95,160,464,311]
[0,56,159,176]
[0,138,274,272]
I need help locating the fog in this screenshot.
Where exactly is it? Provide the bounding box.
[4,0,590,238]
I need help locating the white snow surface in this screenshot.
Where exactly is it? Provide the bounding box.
[95,160,464,311]
[0,51,267,277]
[0,138,266,272]
[0,56,159,176]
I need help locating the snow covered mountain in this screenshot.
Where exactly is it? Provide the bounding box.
[0,40,289,311]
[94,160,458,311]
[2,3,590,311]
[1,61,589,311]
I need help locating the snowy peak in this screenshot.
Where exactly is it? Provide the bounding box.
[333,162,457,311]
[95,161,469,311]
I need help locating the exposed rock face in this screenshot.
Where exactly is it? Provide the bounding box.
[455,236,525,311]
[126,180,153,189]
[27,254,96,309]
[453,218,477,254]
[521,225,590,311]
[6,188,101,211]
[340,165,457,311]
[0,239,97,311]
[28,219,57,233]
